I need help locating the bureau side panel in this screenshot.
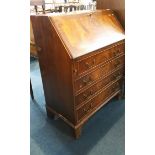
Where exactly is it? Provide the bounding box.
[31,16,75,124]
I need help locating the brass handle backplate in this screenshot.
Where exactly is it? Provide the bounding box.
[83,76,92,85]
[83,103,92,113]
[85,59,95,68]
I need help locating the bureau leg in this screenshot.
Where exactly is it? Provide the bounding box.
[46,108,58,120]
[74,126,82,139]
[117,92,123,100]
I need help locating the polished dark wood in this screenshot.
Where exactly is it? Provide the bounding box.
[96,0,125,28]
[31,10,125,139]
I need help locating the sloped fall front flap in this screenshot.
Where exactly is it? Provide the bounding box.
[49,10,125,59]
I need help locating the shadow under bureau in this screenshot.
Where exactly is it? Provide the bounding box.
[31,9,125,139]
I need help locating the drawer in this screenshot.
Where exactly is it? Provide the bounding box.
[75,67,124,106]
[74,55,124,92]
[91,80,122,109]
[77,79,122,121]
[111,55,125,71]
[75,42,125,75]
[111,42,125,58]
[77,100,93,121]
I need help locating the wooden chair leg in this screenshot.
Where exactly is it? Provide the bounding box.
[42,5,45,14]
[30,80,34,100]
[34,5,38,14]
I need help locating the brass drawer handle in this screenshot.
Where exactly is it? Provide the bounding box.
[85,59,95,68]
[83,108,90,113]
[83,93,88,99]
[112,82,120,91]
[117,72,121,76]
[113,49,120,57]
[101,65,108,73]
[113,73,121,80]
[80,77,92,89]
[85,62,91,68]
[83,76,92,85]
[100,79,110,88]
[83,103,92,113]
[83,89,93,100]
[102,56,107,61]
[113,52,118,57]
[114,60,121,67]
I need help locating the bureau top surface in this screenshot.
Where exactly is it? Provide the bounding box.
[49,10,125,59]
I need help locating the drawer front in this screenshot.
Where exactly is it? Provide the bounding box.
[77,100,92,121]
[76,42,125,75]
[111,55,125,71]
[74,55,124,92]
[77,79,122,121]
[75,67,124,107]
[91,80,121,109]
[115,42,125,56]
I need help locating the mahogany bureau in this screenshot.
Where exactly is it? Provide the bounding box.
[31,10,125,139]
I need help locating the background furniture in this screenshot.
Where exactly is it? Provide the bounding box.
[96,0,125,28]
[30,0,96,14]
[30,0,45,14]
[30,79,34,100]
[31,9,125,138]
